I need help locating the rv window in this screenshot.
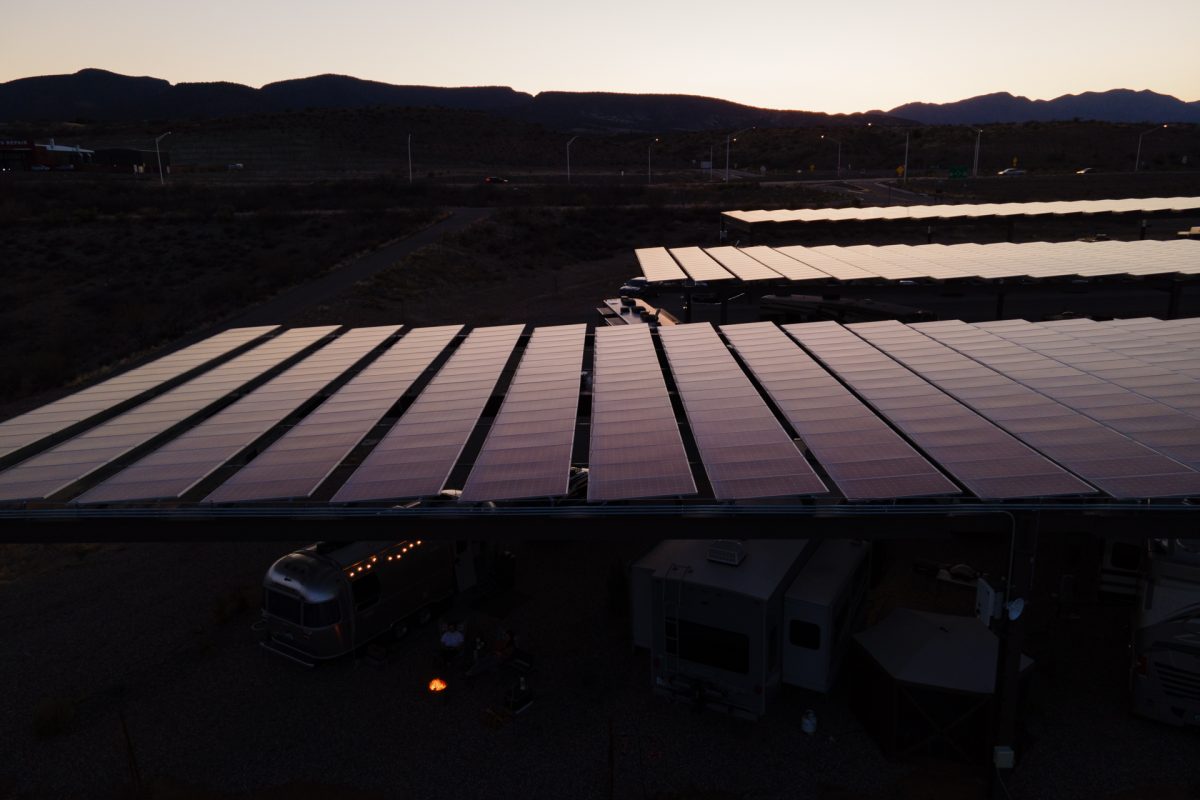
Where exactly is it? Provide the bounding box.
[666,618,750,674]
[790,620,820,650]
[352,573,381,610]
[264,589,303,625]
[303,599,341,627]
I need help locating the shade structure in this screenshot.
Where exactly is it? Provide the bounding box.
[331,325,524,502]
[0,327,337,502]
[658,323,827,500]
[723,196,1200,227]
[587,326,695,502]
[205,325,461,503]
[459,324,585,502]
[634,239,1200,285]
[0,326,277,464]
[75,326,401,504]
[1,319,1199,510]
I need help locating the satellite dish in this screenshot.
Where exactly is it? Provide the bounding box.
[1005,598,1025,621]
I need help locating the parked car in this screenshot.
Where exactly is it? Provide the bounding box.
[1075,167,1095,174]
[997,168,1026,176]
[483,176,509,184]
[619,276,651,297]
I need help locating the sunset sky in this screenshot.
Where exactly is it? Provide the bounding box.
[2,0,1198,113]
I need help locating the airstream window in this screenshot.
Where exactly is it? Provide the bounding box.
[264,589,303,625]
[303,599,341,627]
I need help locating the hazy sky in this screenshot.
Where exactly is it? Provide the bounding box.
[3,0,1198,113]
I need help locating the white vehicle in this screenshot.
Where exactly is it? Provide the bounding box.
[1131,538,1200,727]
[631,539,870,717]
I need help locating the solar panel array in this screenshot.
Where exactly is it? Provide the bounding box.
[635,239,1200,285]
[2,319,1199,507]
[784,321,1095,499]
[205,325,462,503]
[459,325,585,502]
[909,321,1200,474]
[0,326,277,463]
[587,326,695,502]
[0,327,337,502]
[658,324,827,499]
[972,319,1200,417]
[721,322,959,500]
[74,326,401,504]
[668,247,735,282]
[331,325,525,502]
[723,196,1200,226]
[849,321,1200,498]
[635,247,689,283]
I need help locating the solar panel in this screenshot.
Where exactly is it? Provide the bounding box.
[0,327,338,502]
[635,247,688,282]
[783,322,1095,499]
[738,246,831,282]
[973,319,1200,417]
[331,325,524,502]
[704,247,784,281]
[851,321,1200,499]
[458,324,585,502]
[198,326,461,503]
[658,323,826,500]
[668,247,736,282]
[911,321,1200,472]
[587,326,695,502]
[723,198,1200,226]
[73,326,400,503]
[639,239,1200,286]
[721,322,959,500]
[0,326,278,464]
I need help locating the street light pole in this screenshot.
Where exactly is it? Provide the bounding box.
[1135,125,1167,172]
[903,131,910,185]
[724,127,754,182]
[821,134,842,178]
[567,136,578,183]
[154,131,171,186]
[972,128,982,177]
[407,133,412,184]
[709,144,714,182]
[648,138,658,184]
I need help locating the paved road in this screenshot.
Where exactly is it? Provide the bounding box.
[221,206,492,328]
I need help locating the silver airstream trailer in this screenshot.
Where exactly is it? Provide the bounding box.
[259,540,502,665]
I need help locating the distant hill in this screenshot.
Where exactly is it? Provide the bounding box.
[0,69,885,132]
[890,90,1200,124]
[4,70,1197,131]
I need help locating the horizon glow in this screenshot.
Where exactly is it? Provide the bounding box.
[1,0,1198,114]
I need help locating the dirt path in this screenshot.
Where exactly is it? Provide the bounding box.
[219,206,492,328]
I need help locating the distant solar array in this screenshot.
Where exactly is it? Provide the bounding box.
[2,319,1200,508]
[635,239,1200,285]
[723,196,1200,227]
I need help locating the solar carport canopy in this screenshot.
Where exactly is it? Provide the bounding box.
[723,196,1200,226]
[2,319,1199,510]
[634,239,1200,285]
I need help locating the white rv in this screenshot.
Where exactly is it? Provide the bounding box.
[631,539,870,718]
[1131,538,1200,727]
[783,538,871,693]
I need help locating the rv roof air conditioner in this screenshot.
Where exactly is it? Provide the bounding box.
[708,539,746,566]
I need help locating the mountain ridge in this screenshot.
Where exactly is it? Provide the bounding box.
[2,69,1198,130]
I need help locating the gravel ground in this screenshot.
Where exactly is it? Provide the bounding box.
[1,538,1198,800]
